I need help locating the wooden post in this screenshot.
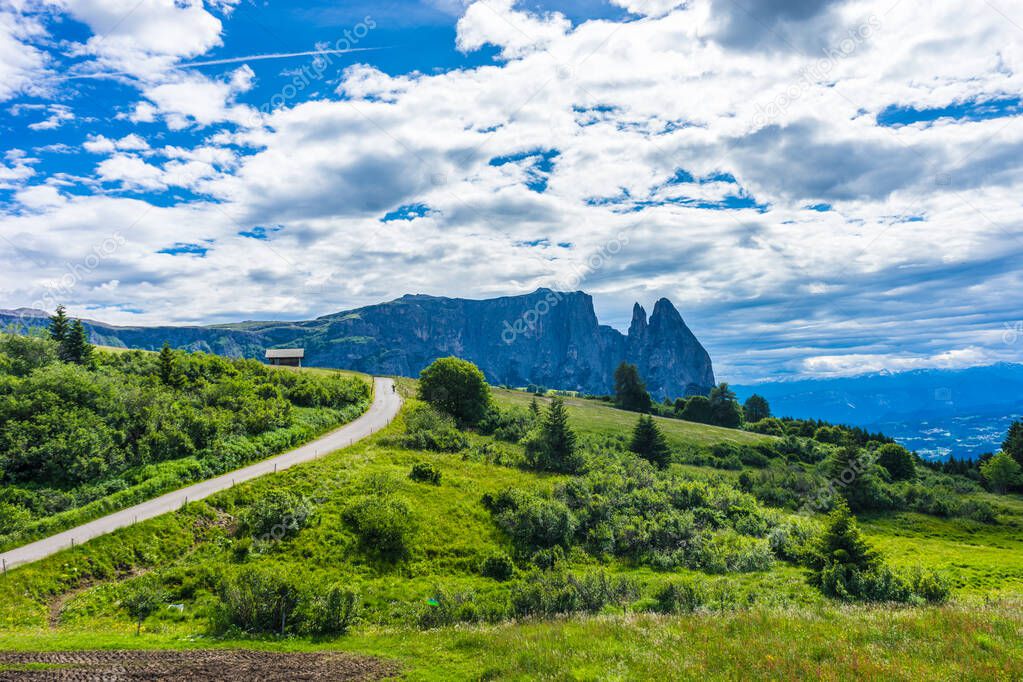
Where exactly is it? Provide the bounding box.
[3,558,7,576]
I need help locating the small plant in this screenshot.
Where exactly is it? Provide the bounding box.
[480,551,515,581]
[409,461,442,485]
[121,577,168,635]
[654,579,707,614]
[302,583,361,636]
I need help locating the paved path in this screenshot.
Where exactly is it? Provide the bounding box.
[0,377,401,573]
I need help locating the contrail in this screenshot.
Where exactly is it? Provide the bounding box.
[58,47,386,81]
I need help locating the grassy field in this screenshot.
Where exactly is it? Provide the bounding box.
[0,380,1021,679]
[495,388,773,450]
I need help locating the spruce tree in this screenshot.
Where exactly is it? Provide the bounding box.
[1003,421,1023,467]
[64,319,93,365]
[49,305,69,343]
[809,500,878,573]
[49,305,71,361]
[613,362,651,412]
[629,414,671,467]
[158,342,183,388]
[524,397,580,473]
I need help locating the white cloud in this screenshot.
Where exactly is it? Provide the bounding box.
[95,154,165,190]
[3,0,1023,381]
[83,133,151,154]
[54,0,224,79]
[456,0,571,58]
[0,5,49,101]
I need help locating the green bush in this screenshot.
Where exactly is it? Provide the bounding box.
[218,565,302,634]
[241,490,314,541]
[400,403,468,452]
[344,496,415,561]
[409,461,442,485]
[301,583,361,636]
[510,570,638,618]
[654,579,707,614]
[480,551,515,581]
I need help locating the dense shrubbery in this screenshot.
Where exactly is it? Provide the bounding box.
[409,461,442,485]
[217,566,360,635]
[0,335,369,543]
[240,490,315,541]
[343,495,416,562]
[486,456,777,573]
[399,402,469,452]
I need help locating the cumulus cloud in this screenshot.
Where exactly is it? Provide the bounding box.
[2,0,1023,382]
[456,0,571,58]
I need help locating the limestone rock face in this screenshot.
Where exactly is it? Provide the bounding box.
[0,289,715,397]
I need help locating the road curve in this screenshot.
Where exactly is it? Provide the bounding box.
[0,377,402,573]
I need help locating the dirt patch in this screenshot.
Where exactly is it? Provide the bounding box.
[0,650,398,681]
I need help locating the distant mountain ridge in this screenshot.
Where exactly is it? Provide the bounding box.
[0,289,716,398]
[735,364,1023,459]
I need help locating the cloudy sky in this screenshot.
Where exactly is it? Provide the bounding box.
[1,0,1022,382]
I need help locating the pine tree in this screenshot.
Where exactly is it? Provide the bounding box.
[524,397,580,473]
[529,396,541,418]
[1003,421,1023,467]
[64,320,93,365]
[542,397,576,461]
[629,414,671,467]
[810,500,878,573]
[49,305,71,360]
[158,342,183,388]
[613,362,651,413]
[742,394,771,423]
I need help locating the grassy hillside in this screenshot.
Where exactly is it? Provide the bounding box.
[0,335,372,552]
[0,373,1021,679]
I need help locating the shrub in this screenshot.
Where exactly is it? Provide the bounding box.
[418,357,490,426]
[218,565,302,634]
[301,583,361,636]
[481,551,516,581]
[654,579,707,614]
[409,461,441,485]
[493,495,577,555]
[344,496,415,561]
[904,567,952,604]
[400,403,468,452]
[511,570,638,618]
[121,576,168,635]
[876,443,916,480]
[241,490,314,541]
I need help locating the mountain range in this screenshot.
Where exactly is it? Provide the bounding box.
[735,364,1023,460]
[0,289,716,399]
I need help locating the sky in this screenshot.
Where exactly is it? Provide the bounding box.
[0,0,1022,383]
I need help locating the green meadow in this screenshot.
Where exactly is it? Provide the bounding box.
[0,368,1021,679]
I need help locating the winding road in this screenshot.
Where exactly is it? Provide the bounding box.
[0,377,402,573]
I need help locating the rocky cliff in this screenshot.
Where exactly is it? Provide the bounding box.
[0,289,715,398]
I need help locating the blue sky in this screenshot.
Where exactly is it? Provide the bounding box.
[1,0,1023,383]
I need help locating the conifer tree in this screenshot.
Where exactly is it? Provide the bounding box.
[158,342,183,388]
[49,305,71,361]
[629,414,671,467]
[64,319,93,365]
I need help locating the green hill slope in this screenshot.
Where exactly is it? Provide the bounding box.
[0,375,1021,679]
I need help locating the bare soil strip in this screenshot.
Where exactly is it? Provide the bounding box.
[0,650,399,681]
